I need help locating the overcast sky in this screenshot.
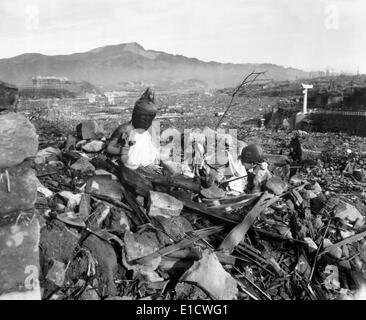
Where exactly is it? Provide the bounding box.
[0,0,365,73]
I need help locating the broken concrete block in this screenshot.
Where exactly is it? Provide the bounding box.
[0,166,38,215]
[155,216,193,242]
[35,147,61,164]
[200,184,226,199]
[0,216,41,298]
[83,234,117,297]
[0,112,38,169]
[304,237,318,252]
[39,220,80,266]
[94,169,118,180]
[149,191,183,218]
[85,175,122,202]
[80,286,100,300]
[76,121,105,140]
[174,282,209,300]
[323,239,342,259]
[36,178,53,198]
[123,231,160,262]
[302,182,322,200]
[82,140,105,153]
[78,194,91,220]
[70,157,95,174]
[265,176,288,195]
[45,260,66,287]
[106,207,130,232]
[334,201,364,228]
[179,250,238,300]
[295,254,311,278]
[58,191,82,211]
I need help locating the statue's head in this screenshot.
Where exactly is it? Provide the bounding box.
[131,88,157,130]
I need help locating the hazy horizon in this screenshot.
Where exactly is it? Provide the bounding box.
[0,0,365,74]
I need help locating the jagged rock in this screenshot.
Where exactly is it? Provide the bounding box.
[304,237,318,252]
[123,231,160,262]
[105,207,130,232]
[0,166,38,216]
[323,239,342,259]
[334,201,364,228]
[179,250,238,300]
[58,191,82,211]
[155,216,193,242]
[34,147,61,165]
[85,175,122,202]
[83,234,117,297]
[70,157,95,174]
[76,121,105,140]
[265,176,288,195]
[80,286,100,300]
[94,169,118,180]
[36,178,53,198]
[0,112,38,168]
[82,140,105,153]
[78,194,91,219]
[148,191,183,218]
[45,260,66,287]
[39,220,80,268]
[0,216,41,298]
[174,282,209,300]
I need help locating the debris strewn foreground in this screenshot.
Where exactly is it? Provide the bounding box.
[25,118,366,300]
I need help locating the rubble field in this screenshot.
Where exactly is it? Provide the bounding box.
[28,112,366,301]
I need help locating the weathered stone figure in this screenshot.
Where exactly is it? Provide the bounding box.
[106,88,159,170]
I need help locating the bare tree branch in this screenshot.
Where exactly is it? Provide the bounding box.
[215,70,266,130]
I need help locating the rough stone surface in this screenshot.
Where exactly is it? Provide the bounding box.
[0,113,38,168]
[265,176,288,195]
[0,166,38,215]
[174,282,209,300]
[82,140,105,153]
[76,121,105,140]
[180,250,238,300]
[149,191,183,218]
[85,175,122,202]
[334,201,364,227]
[124,231,160,261]
[58,191,82,211]
[39,220,79,269]
[155,216,193,241]
[0,216,41,298]
[70,157,95,174]
[35,147,61,164]
[83,234,117,297]
[45,260,66,287]
[323,239,343,259]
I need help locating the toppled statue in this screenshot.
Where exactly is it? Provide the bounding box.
[106,88,159,171]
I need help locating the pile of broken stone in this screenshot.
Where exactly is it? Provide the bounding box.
[2,115,366,300]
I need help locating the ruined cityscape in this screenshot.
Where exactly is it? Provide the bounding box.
[1,0,366,305]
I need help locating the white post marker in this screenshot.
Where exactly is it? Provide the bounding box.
[302,84,313,114]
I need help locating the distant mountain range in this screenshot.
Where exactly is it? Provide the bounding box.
[0,42,310,89]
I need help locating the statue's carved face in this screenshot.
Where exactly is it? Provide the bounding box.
[132,113,156,130]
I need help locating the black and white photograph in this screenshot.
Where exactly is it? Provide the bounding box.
[1,0,366,304]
